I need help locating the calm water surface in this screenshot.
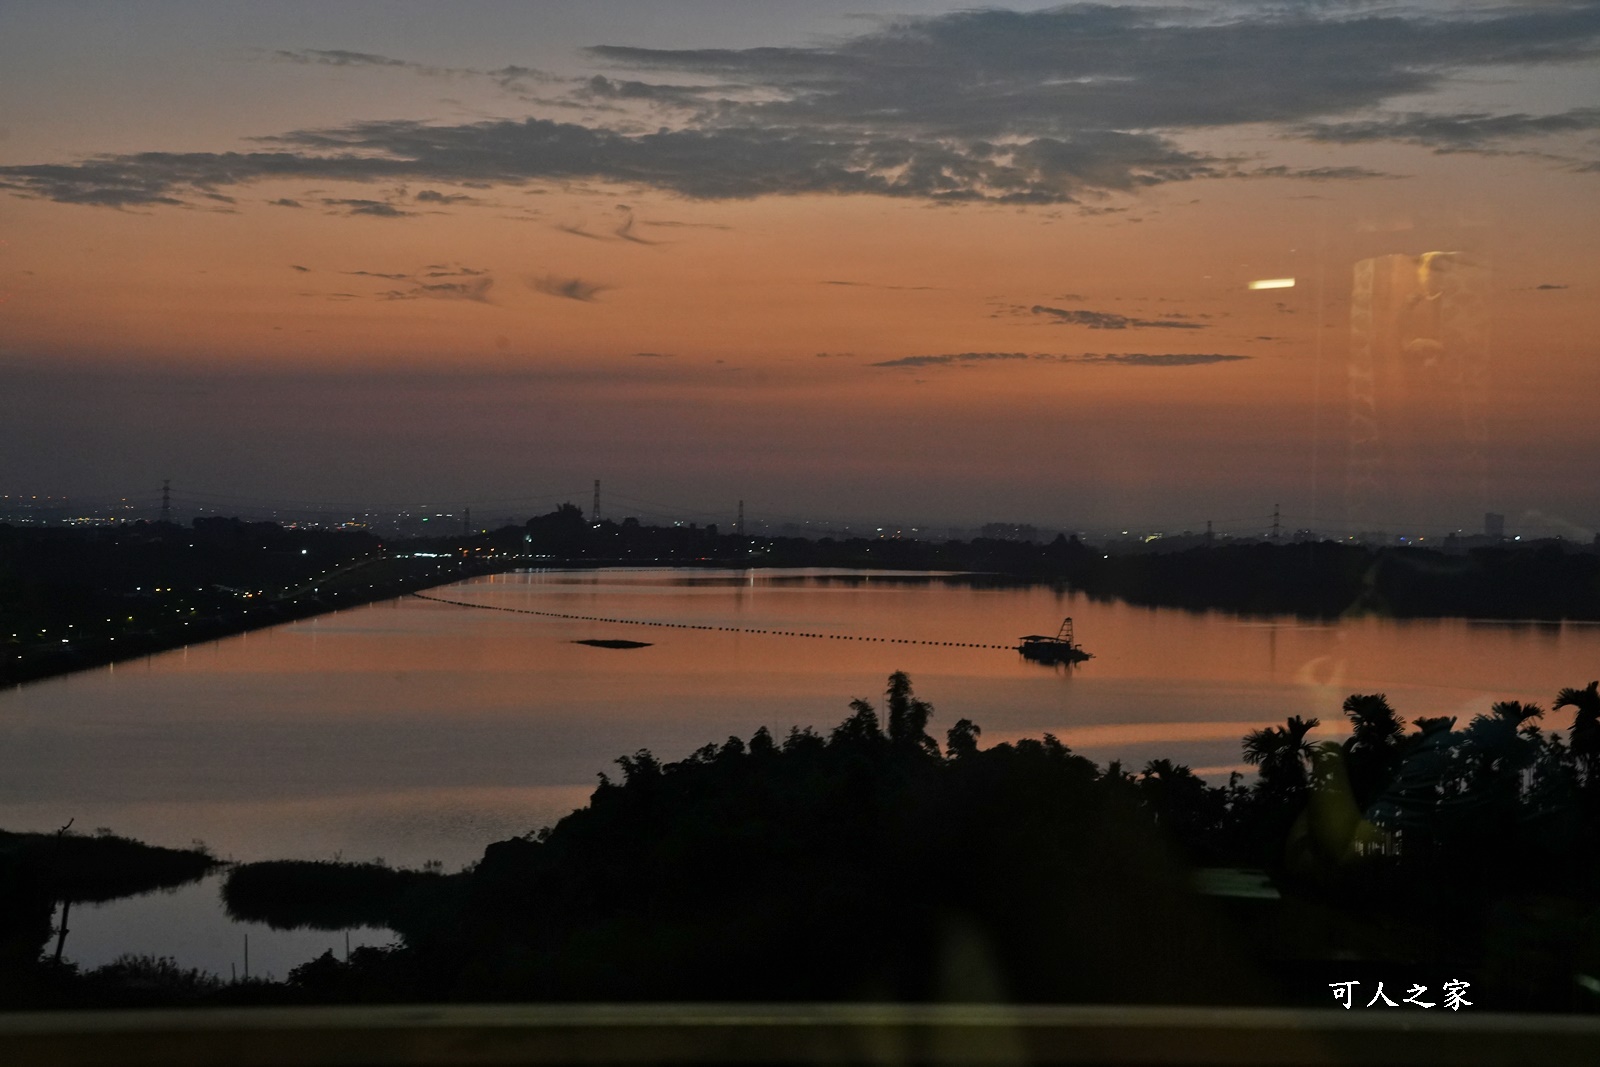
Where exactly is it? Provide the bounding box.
[3,567,1597,975]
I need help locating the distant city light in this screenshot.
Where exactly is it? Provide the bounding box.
[1247,278,1295,290]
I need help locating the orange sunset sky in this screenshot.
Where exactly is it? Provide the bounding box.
[2,1,1598,535]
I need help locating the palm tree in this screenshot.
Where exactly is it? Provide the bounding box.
[1283,715,1322,782]
[1137,759,1218,849]
[1344,694,1404,750]
[1342,694,1404,807]
[1412,716,1457,738]
[1242,725,1288,769]
[1458,703,1543,813]
[1554,681,1600,784]
[1365,717,1461,856]
[1488,700,1544,730]
[1243,715,1320,797]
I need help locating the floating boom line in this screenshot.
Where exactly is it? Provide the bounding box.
[410,593,1018,650]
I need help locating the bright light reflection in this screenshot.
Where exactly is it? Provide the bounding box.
[1247,278,1296,290]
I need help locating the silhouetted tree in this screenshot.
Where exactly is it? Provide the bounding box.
[830,699,885,749]
[1555,681,1600,786]
[616,749,662,783]
[1137,759,1222,857]
[885,670,938,756]
[1340,694,1404,808]
[522,503,589,555]
[1412,715,1457,738]
[945,719,981,760]
[1243,716,1320,799]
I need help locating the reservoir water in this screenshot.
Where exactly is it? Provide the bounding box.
[3,567,1597,977]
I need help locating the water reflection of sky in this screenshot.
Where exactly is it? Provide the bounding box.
[62,872,393,978]
[4,569,1598,972]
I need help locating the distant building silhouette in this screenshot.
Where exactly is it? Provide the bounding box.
[1346,252,1490,529]
[1485,511,1505,540]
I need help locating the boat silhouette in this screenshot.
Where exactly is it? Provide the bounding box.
[1017,617,1091,664]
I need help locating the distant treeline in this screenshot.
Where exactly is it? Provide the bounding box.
[503,504,1600,620]
[7,673,1597,1011]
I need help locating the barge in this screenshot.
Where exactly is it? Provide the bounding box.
[1017,617,1091,664]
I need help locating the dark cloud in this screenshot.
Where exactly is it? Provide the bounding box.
[381,277,494,303]
[415,189,477,204]
[289,264,311,273]
[642,219,732,230]
[325,264,496,301]
[1029,305,1208,330]
[423,266,489,278]
[873,352,1030,367]
[1085,353,1249,366]
[273,49,413,69]
[1532,283,1569,290]
[1300,107,1600,153]
[587,5,1600,135]
[575,74,728,111]
[0,159,187,206]
[614,210,659,245]
[824,280,938,291]
[486,65,555,89]
[322,198,414,218]
[8,6,1600,210]
[527,274,609,302]
[871,351,1249,368]
[1242,164,1397,181]
[0,102,1303,210]
[272,49,558,99]
[268,198,303,208]
[629,352,674,359]
[554,221,607,240]
[271,48,500,84]
[0,121,1251,211]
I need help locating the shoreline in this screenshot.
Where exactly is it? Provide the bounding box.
[3,554,804,690]
[2,557,517,690]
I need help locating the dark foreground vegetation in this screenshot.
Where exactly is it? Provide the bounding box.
[0,826,221,993]
[223,860,448,933]
[5,674,1599,1012]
